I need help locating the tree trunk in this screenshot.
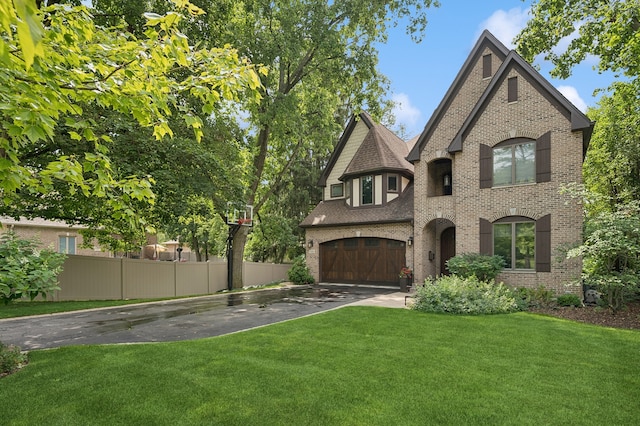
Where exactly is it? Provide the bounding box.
[231,227,249,289]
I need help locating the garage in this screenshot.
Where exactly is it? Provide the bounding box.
[320,238,406,285]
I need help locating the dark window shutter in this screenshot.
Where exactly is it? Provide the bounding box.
[508,77,518,102]
[482,54,492,79]
[479,218,492,255]
[536,214,551,272]
[536,131,551,183]
[479,144,492,188]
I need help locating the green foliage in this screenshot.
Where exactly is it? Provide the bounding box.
[287,256,314,285]
[512,286,556,310]
[412,275,520,315]
[0,232,65,304]
[556,294,583,307]
[445,253,505,282]
[0,341,27,376]
[0,1,262,244]
[567,200,640,312]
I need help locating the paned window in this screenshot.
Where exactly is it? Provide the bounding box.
[361,175,373,205]
[493,142,535,186]
[387,175,398,192]
[59,235,76,254]
[493,221,535,270]
[330,183,344,198]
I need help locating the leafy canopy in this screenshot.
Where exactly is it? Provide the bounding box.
[0,0,263,234]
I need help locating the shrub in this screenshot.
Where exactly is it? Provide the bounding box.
[556,293,582,307]
[446,253,505,282]
[0,341,27,376]
[411,275,520,315]
[0,232,65,304]
[287,256,315,285]
[513,286,556,309]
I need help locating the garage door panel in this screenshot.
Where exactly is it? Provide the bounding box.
[320,238,406,285]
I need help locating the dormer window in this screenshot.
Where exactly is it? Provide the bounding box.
[388,175,398,192]
[330,183,344,198]
[361,175,373,205]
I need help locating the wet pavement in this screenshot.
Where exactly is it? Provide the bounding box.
[0,285,402,350]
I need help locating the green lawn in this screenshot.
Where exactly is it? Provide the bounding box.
[1,307,639,425]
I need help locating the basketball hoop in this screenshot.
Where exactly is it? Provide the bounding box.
[226,202,253,227]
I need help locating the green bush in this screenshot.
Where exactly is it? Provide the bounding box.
[0,341,27,376]
[411,275,520,315]
[287,256,315,285]
[556,293,582,307]
[513,286,556,309]
[0,232,65,304]
[446,253,505,282]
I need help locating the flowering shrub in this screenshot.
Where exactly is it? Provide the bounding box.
[411,275,521,315]
[399,267,412,278]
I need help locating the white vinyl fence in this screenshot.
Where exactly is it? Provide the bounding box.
[54,255,291,301]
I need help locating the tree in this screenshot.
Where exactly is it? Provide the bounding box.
[0,0,262,241]
[516,0,640,85]
[188,0,440,287]
[583,83,640,216]
[567,201,640,312]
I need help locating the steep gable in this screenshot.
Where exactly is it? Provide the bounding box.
[317,112,375,188]
[407,30,509,162]
[449,51,594,155]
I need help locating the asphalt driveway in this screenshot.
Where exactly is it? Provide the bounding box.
[0,285,401,350]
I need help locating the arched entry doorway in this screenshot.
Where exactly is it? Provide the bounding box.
[440,227,456,275]
[422,218,456,278]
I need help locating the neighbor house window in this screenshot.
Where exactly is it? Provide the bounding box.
[361,175,373,205]
[330,183,344,198]
[387,175,398,192]
[493,141,535,186]
[482,54,492,79]
[493,220,535,270]
[59,235,76,254]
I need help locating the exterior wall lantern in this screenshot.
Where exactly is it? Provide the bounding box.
[307,240,314,248]
[408,236,413,246]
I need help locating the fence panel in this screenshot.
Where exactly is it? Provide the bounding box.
[123,259,174,299]
[176,262,209,296]
[56,256,122,301]
[243,262,291,287]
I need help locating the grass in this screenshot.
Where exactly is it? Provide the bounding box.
[1,307,639,425]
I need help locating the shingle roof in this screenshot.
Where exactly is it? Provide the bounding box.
[299,184,414,228]
[340,124,414,179]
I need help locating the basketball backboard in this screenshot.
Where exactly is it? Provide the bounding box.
[226,202,253,226]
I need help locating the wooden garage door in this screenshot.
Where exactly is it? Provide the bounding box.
[320,238,406,285]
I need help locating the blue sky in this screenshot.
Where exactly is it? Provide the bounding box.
[377,0,616,138]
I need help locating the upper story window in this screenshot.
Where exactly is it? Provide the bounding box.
[482,54,492,79]
[59,235,76,254]
[508,76,518,102]
[330,183,344,198]
[493,141,535,186]
[361,175,373,205]
[387,175,398,192]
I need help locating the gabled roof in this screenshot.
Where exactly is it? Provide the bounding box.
[340,123,413,180]
[317,112,376,187]
[449,50,594,155]
[407,30,509,162]
[299,183,414,228]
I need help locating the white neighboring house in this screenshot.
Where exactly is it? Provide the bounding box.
[0,217,110,257]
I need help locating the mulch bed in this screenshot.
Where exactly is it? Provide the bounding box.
[530,300,640,330]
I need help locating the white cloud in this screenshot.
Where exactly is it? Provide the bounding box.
[391,93,422,134]
[556,85,588,112]
[477,7,530,49]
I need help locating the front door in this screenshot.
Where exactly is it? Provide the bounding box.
[440,227,456,275]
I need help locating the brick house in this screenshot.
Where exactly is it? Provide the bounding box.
[301,31,593,293]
